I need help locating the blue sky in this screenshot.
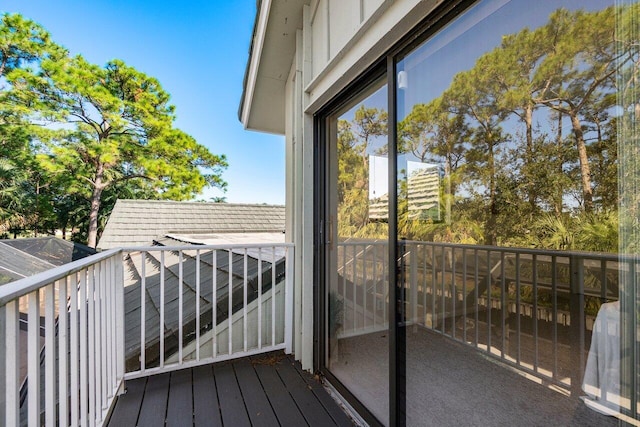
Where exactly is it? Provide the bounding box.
[2,0,285,205]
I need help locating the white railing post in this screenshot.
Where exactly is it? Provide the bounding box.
[45,283,56,427]
[284,246,294,354]
[115,253,125,393]
[140,252,146,373]
[94,262,103,422]
[58,278,69,427]
[212,250,218,358]
[70,272,79,425]
[272,247,276,346]
[28,290,40,427]
[0,249,123,427]
[228,250,233,355]
[196,250,201,361]
[258,248,263,350]
[178,250,184,364]
[3,300,19,426]
[243,249,248,353]
[159,251,165,369]
[87,265,96,427]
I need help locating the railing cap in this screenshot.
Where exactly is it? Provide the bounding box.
[123,242,295,252]
[0,248,122,305]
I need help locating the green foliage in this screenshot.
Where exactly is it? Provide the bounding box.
[336,107,388,240]
[0,13,228,246]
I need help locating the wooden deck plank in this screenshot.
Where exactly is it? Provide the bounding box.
[233,358,279,427]
[137,372,170,426]
[166,369,193,427]
[291,358,354,426]
[276,358,337,427]
[106,377,147,426]
[251,356,308,426]
[192,365,222,427]
[214,362,251,427]
[107,351,353,427]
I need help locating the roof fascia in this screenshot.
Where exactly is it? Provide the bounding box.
[239,0,273,128]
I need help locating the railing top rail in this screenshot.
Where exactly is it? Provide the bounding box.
[394,240,632,262]
[0,248,122,306]
[123,242,295,252]
[337,240,388,246]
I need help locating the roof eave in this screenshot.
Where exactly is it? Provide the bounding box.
[238,0,304,135]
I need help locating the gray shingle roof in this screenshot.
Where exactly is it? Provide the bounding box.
[123,236,286,371]
[1,237,96,266]
[97,200,286,250]
[0,237,97,285]
[0,242,55,285]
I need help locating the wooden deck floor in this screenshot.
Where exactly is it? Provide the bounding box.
[106,352,355,427]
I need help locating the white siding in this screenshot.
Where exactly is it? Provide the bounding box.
[280,0,450,372]
[305,0,444,111]
[363,0,386,22]
[328,0,360,58]
[311,0,329,78]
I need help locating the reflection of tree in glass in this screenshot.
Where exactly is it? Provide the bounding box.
[616,2,640,254]
[337,105,388,239]
[396,4,635,252]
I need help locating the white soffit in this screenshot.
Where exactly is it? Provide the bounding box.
[241,0,305,134]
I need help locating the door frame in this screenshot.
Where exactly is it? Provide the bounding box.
[312,2,477,426]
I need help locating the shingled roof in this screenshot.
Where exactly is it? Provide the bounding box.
[0,237,96,285]
[97,200,286,250]
[122,235,286,370]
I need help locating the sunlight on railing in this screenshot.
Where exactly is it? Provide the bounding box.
[0,249,124,427]
[0,242,294,426]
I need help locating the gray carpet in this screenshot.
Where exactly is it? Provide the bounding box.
[329,330,619,426]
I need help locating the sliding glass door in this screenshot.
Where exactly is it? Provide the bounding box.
[323,78,390,426]
[318,0,639,424]
[395,0,630,424]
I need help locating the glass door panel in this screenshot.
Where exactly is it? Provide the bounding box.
[396,0,628,424]
[326,79,389,425]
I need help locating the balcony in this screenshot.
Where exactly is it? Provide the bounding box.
[330,240,637,425]
[0,240,637,425]
[0,242,337,426]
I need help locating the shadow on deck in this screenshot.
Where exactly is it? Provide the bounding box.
[107,352,354,427]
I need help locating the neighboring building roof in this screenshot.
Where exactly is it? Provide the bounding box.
[0,237,97,285]
[0,243,54,285]
[1,236,96,266]
[123,235,286,370]
[97,199,286,250]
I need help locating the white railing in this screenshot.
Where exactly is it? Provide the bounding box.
[122,244,295,379]
[336,239,638,413]
[0,242,294,426]
[0,249,125,427]
[335,241,389,338]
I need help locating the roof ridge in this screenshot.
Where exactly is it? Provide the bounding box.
[116,199,285,208]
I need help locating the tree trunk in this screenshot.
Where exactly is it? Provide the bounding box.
[569,113,594,213]
[554,112,563,217]
[444,159,452,224]
[87,166,105,248]
[485,141,498,246]
[524,104,536,210]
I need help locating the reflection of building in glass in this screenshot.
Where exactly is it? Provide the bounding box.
[369,155,389,221]
[407,162,440,221]
[369,193,389,221]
